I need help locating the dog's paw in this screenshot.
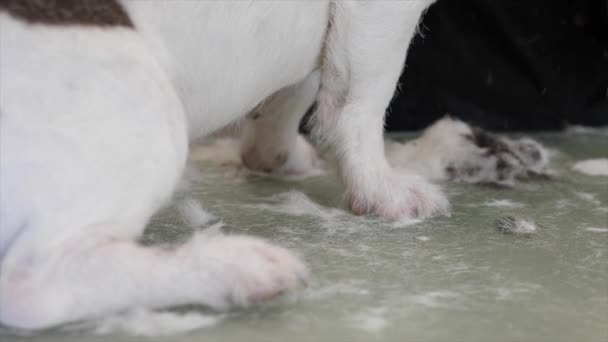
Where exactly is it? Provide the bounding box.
[192,234,308,308]
[241,134,320,176]
[276,134,320,175]
[345,171,450,220]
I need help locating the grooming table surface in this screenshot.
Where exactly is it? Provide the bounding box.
[4,131,607,342]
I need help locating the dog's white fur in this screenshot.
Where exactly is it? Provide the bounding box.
[0,0,443,329]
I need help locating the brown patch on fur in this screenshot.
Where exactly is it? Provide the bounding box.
[0,0,133,28]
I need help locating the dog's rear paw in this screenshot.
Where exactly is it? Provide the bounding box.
[241,134,320,176]
[192,234,308,308]
[345,171,450,220]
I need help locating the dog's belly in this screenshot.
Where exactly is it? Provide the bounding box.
[124,1,330,140]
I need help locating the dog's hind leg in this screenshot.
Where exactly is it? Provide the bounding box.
[240,71,321,175]
[0,17,306,330]
[0,227,307,330]
[312,0,449,219]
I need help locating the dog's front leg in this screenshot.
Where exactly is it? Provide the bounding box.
[313,1,448,219]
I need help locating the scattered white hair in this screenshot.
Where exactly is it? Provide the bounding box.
[482,199,525,208]
[94,309,223,337]
[176,198,224,237]
[572,159,608,176]
[565,125,608,136]
[189,138,243,167]
[176,197,215,228]
[495,216,538,235]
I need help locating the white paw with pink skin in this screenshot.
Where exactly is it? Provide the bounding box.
[190,234,309,308]
[346,171,450,220]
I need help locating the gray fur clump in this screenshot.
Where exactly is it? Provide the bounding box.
[446,128,553,186]
[495,216,538,235]
[386,117,554,187]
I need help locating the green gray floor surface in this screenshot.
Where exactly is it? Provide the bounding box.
[4,131,607,342]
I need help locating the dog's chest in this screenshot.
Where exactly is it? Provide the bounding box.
[124,1,330,138]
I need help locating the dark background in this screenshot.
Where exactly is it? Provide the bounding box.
[385,0,608,131]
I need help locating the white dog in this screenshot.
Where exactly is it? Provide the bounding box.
[0,0,448,330]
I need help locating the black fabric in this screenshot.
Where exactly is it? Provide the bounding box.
[386,0,608,131]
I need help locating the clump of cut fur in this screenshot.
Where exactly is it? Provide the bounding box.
[495,216,538,235]
[572,159,608,177]
[386,117,553,186]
